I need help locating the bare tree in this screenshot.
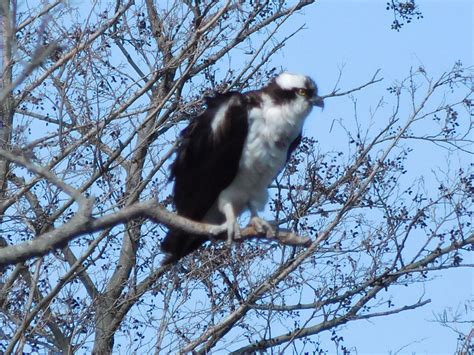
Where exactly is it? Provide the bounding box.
[0,0,472,353]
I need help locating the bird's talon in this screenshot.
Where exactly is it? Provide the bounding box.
[226,220,241,245]
[250,217,275,238]
[234,223,241,240]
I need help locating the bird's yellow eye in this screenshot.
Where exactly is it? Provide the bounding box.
[297,88,307,96]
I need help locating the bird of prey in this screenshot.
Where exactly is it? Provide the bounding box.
[161,72,324,264]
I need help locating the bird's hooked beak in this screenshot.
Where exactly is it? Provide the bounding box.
[311,95,324,109]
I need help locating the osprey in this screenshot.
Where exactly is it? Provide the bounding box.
[162,72,324,264]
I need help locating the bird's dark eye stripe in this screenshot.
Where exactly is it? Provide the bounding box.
[295,88,314,96]
[295,88,306,96]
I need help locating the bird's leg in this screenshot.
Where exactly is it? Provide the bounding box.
[249,206,275,238]
[221,203,240,245]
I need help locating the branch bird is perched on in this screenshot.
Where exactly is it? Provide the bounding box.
[161,73,324,264]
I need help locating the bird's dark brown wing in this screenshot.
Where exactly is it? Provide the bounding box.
[161,92,249,263]
[287,133,302,163]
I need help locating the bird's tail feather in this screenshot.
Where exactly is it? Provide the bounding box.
[161,230,208,265]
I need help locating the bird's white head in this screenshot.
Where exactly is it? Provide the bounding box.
[273,72,324,109]
[275,72,309,91]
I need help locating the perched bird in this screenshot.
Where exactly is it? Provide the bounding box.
[161,72,324,264]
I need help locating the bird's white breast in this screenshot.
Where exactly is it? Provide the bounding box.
[217,94,312,215]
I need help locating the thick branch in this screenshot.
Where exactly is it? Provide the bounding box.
[0,199,310,267]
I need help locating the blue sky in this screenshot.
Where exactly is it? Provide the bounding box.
[269,1,473,353]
